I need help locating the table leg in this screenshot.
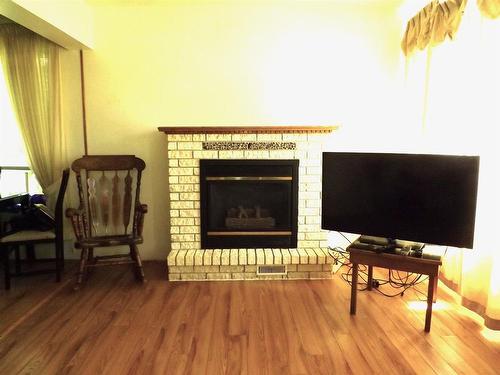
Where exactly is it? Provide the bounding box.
[367,265,373,291]
[2,248,11,290]
[350,262,358,315]
[26,244,36,262]
[425,275,435,332]
[432,275,438,303]
[15,246,21,275]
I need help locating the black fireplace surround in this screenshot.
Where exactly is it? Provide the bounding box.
[200,159,299,249]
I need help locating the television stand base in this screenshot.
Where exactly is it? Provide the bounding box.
[347,244,442,332]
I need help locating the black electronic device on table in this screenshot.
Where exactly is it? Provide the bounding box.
[321,152,480,251]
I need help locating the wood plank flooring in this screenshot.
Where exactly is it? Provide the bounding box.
[1,261,499,374]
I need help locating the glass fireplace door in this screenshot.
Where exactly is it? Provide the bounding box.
[200,160,298,249]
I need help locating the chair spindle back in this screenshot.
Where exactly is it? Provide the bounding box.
[71,156,145,238]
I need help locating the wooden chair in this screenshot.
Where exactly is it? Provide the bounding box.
[66,155,147,289]
[1,168,70,290]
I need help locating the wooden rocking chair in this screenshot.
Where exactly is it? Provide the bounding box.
[66,155,147,289]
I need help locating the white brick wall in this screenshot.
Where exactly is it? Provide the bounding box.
[165,131,334,281]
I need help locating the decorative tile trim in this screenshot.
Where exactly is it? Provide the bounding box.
[203,142,296,151]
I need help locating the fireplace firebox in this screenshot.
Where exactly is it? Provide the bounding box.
[200,159,299,249]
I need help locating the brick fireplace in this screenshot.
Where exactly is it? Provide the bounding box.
[159,126,337,281]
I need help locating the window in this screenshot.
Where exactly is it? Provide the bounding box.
[0,61,42,198]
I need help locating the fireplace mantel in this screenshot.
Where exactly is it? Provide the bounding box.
[158,125,338,134]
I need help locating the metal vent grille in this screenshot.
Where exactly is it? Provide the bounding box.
[257,265,287,275]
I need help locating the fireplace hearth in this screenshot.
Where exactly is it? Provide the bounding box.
[200,159,299,249]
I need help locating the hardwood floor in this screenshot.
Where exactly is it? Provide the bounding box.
[1,261,499,374]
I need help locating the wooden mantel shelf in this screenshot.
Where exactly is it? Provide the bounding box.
[158,126,338,134]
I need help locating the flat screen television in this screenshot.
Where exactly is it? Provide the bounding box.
[321,152,480,249]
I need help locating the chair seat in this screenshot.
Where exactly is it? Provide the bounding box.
[75,235,143,249]
[0,230,56,243]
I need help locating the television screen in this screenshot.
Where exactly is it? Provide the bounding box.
[321,152,480,248]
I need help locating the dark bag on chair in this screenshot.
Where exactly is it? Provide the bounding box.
[11,204,55,232]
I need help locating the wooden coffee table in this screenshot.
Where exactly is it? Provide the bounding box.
[348,246,442,332]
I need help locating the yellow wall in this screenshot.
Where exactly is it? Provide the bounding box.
[69,1,404,259]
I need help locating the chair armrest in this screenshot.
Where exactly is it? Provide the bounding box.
[66,207,87,240]
[134,204,148,237]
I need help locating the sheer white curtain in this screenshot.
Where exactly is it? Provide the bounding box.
[402,1,500,329]
[0,60,27,168]
[0,23,67,208]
